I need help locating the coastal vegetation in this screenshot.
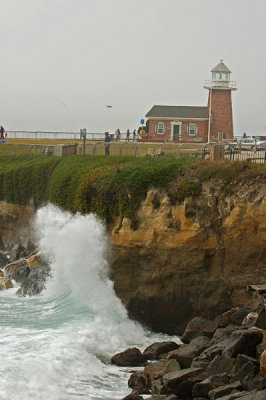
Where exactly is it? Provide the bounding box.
[0,155,265,225]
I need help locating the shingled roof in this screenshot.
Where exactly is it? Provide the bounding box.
[145,105,209,119]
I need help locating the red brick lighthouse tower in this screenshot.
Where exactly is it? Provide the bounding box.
[204,59,237,142]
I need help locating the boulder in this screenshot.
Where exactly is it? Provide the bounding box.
[128,372,151,394]
[260,350,266,376]
[224,328,263,358]
[144,359,180,383]
[192,377,213,398]
[206,355,235,377]
[231,389,266,400]
[242,312,258,327]
[0,276,13,290]
[255,306,266,330]
[143,342,179,360]
[218,308,240,328]
[181,317,218,343]
[232,354,259,382]
[208,381,241,400]
[231,307,255,326]
[169,335,210,368]
[242,374,266,392]
[211,325,241,345]
[151,378,170,395]
[121,394,143,400]
[163,367,203,394]
[111,348,148,367]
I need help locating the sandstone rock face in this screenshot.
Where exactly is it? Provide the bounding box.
[110,178,266,334]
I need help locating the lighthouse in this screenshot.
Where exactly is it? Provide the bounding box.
[204,59,237,142]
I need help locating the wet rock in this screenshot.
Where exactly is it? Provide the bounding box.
[208,380,241,399]
[9,243,27,262]
[111,348,148,367]
[121,394,144,400]
[26,251,42,269]
[128,372,151,394]
[144,359,180,383]
[12,264,30,284]
[143,342,179,360]
[169,335,210,368]
[0,276,13,290]
[5,259,26,279]
[181,317,218,343]
[151,378,170,395]
[16,264,50,296]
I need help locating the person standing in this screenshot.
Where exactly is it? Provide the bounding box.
[133,129,136,141]
[115,128,121,142]
[104,131,111,155]
[0,126,5,139]
[126,129,130,142]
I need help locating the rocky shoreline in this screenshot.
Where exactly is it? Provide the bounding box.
[111,299,266,400]
[1,242,266,399]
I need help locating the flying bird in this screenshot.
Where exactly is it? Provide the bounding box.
[105,105,113,108]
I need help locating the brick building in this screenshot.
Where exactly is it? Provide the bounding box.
[145,60,237,143]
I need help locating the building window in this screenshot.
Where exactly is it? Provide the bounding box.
[187,124,198,136]
[155,123,167,134]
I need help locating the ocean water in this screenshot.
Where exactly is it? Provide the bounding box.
[0,205,179,400]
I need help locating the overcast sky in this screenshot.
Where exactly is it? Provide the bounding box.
[1,0,266,135]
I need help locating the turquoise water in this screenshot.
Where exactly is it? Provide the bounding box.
[0,205,178,400]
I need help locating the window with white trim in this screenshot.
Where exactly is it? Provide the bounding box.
[187,124,198,136]
[155,123,167,134]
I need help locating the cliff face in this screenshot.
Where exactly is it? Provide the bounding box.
[0,173,265,335]
[110,177,266,334]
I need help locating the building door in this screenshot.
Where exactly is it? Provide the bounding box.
[173,124,180,141]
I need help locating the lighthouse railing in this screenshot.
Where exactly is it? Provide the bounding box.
[204,80,237,89]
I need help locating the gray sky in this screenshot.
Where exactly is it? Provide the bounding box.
[1,0,266,135]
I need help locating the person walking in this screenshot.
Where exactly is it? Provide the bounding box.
[133,129,136,141]
[126,129,130,142]
[104,131,111,155]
